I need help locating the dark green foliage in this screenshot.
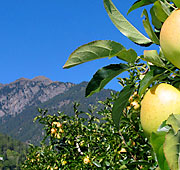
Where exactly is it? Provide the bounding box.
[0,133,28,170]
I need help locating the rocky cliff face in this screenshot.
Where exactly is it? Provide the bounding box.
[0,76,74,117]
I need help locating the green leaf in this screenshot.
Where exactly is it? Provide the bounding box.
[138,68,164,97]
[166,114,180,134]
[164,129,180,170]
[127,0,156,14]
[151,114,180,170]
[151,132,170,170]
[86,64,129,97]
[92,161,102,167]
[142,9,160,45]
[105,161,110,166]
[172,0,180,8]
[63,40,125,68]
[143,50,165,67]
[117,48,137,63]
[112,85,135,128]
[139,70,154,96]
[150,6,162,29]
[103,0,152,46]
[153,1,170,22]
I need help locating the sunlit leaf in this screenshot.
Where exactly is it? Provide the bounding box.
[117,48,137,63]
[142,9,160,45]
[143,50,165,67]
[164,129,180,170]
[104,0,152,46]
[92,161,102,167]
[86,64,129,97]
[63,40,125,68]
[127,0,156,14]
[112,85,135,128]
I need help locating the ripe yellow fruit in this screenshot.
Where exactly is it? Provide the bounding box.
[140,83,180,136]
[51,128,57,134]
[130,100,140,110]
[83,156,90,164]
[61,160,67,166]
[160,9,180,69]
[118,148,127,153]
[52,122,62,128]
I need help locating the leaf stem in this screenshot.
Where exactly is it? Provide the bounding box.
[164,66,180,77]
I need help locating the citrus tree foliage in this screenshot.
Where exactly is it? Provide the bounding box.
[63,0,180,169]
[22,96,157,169]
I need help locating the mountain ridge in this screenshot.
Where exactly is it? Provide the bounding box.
[0,77,114,145]
[0,76,74,117]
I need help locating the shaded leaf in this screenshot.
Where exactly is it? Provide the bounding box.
[150,6,162,29]
[142,9,160,45]
[164,129,180,170]
[112,85,135,128]
[138,68,164,97]
[127,0,156,14]
[103,0,152,46]
[172,78,180,90]
[63,40,125,68]
[86,64,129,97]
[128,160,155,166]
[143,50,165,67]
[172,0,180,8]
[117,48,137,63]
[153,1,170,22]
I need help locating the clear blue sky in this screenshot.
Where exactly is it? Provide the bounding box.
[0,0,154,91]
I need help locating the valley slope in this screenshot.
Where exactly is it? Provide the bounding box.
[0,77,114,145]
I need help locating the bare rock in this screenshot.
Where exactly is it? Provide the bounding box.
[0,77,74,117]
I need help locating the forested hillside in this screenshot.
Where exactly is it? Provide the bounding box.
[0,133,28,170]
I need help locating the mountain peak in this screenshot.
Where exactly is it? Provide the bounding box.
[11,77,30,84]
[32,76,53,85]
[11,76,53,85]
[32,76,52,83]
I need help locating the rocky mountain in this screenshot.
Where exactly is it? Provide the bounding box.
[0,77,114,145]
[0,76,74,117]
